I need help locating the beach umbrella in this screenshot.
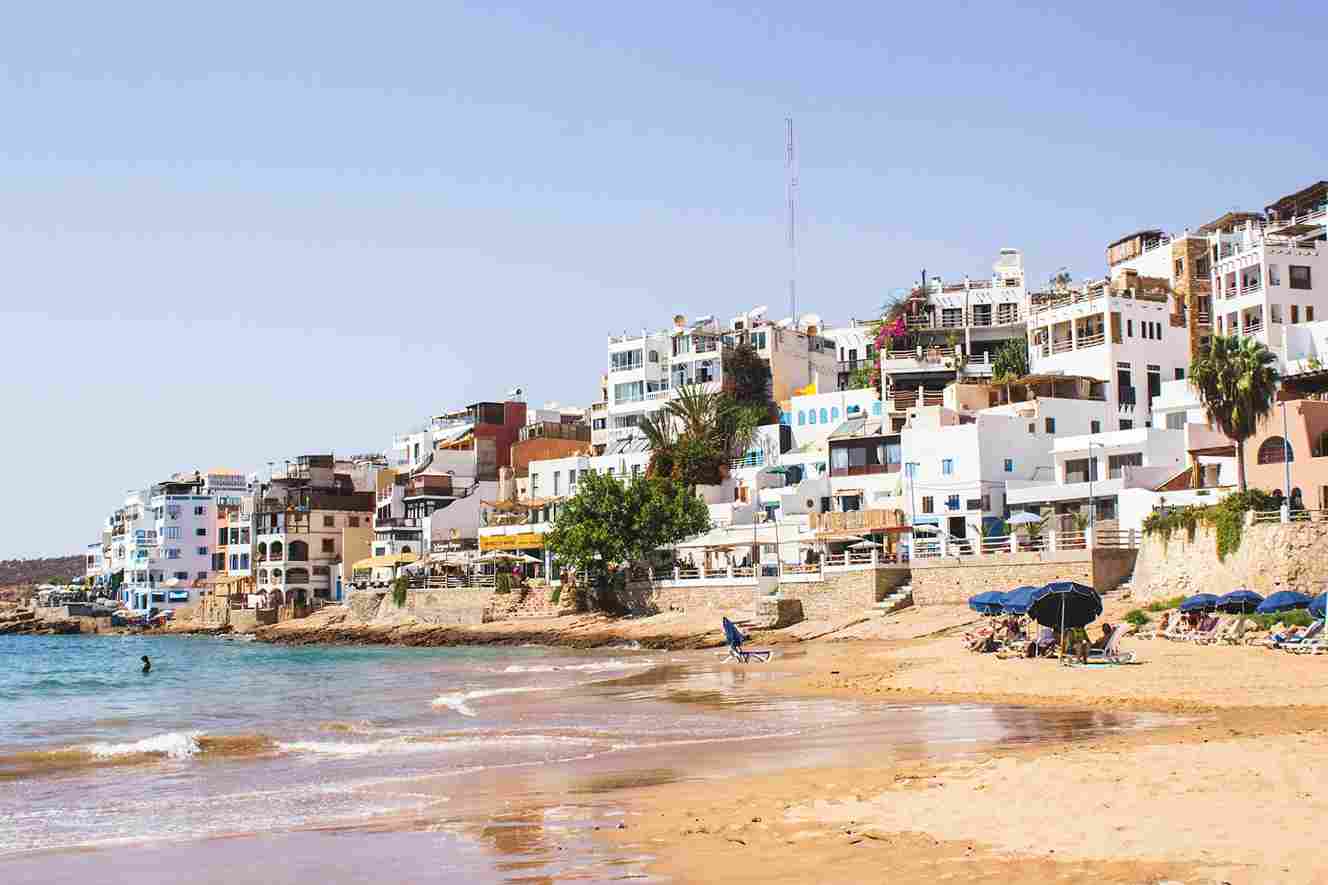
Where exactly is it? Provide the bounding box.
[968,590,1006,615]
[848,540,880,549]
[1216,589,1264,614]
[1256,591,1312,614]
[1179,593,1220,613]
[1006,511,1043,526]
[911,523,940,534]
[1000,585,1039,615]
[1028,582,1102,661]
[1310,593,1327,620]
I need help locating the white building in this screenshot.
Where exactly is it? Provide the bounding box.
[104,474,220,613]
[604,309,837,446]
[878,249,1029,396]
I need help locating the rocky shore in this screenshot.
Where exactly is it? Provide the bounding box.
[0,608,82,635]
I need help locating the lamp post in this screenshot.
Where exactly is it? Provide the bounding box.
[906,461,920,558]
[1282,399,1293,517]
[1086,440,1097,538]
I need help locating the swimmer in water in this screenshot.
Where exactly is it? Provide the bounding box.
[141,655,151,674]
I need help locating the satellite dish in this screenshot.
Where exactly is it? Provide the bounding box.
[747,305,769,321]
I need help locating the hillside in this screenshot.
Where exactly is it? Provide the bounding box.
[0,555,84,587]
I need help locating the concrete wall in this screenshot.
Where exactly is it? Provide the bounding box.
[910,549,1137,605]
[1132,518,1328,603]
[348,588,495,626]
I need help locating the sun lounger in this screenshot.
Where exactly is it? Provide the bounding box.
[722,617,771,664]
[1082,624,1135,665]
[1184,615,1220,643]
[1197,616,1235,645]
[1267,620,1323,650]
[1284,620,1326,653]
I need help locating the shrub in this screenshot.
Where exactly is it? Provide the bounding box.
[391,576,408,608]
[1140,489,1278,561]
[1246,610,1315,630]
[550,586,562,605]
[1124,609,1151,626]
[495,573,512,594]
[1145,595,1186,613]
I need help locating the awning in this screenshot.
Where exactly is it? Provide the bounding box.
[911,516,940,526]
[351,552,419,572]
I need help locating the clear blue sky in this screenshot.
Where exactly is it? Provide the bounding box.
[3,1,1324,557]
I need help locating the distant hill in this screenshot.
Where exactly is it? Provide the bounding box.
[0,555,84,587]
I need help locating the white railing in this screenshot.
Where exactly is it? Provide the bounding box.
[1243,320,1264,335]
[1050,338,1074,354]
[1076,332,1106,349]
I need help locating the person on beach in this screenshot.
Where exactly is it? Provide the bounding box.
[140,655,151,674]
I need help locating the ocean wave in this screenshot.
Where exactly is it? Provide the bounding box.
[495,658,656,674]
[88,731,203,760]
[280,733,598,758]
[609,729,803,752]
[0,732,277,780]
[430,685,560,716]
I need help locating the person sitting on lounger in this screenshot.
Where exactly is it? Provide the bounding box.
[1091,622,1114,651]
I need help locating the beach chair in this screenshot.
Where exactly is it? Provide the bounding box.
[1197,616,1235,646]
[1285,620,1326,654]
[722,617,771,664]
[1185,615,1220,643]
[1083,624,1135,664]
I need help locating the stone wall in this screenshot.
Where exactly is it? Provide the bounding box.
[1131,519,1328,603]
[348,588,496,626]
[910,550,1137,605]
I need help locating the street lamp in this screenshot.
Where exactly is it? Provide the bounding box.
[905,461,920,558]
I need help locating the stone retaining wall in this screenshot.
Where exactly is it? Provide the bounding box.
[910,550,1137,605]
[1131,519,1328,603]
[349,588,496,626]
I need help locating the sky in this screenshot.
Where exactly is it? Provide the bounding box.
[2,1,1325,557]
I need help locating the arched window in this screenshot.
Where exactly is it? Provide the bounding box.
[1257,436,1294,464]
[256,542,267,559]
[285,567,309,584]
[831,406,840,420]
[809,410,817,425]
[820,408,829,423]
[269,541,284,560]
[288,540,308,562]
[798,411,805,425]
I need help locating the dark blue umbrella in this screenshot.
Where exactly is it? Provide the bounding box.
[1179,593,1220,613]
[1216,589,1264,614]
[1028,581,1103,631]
[1000,586,1039,615]
[1310,593,1327,620]
[968,591,1006,615]
[1256,591,1313,614]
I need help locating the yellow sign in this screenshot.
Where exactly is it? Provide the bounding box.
[479,532,545,552]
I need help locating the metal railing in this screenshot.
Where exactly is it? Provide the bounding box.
[1076,332,1106,348]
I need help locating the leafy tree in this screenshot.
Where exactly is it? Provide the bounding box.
[545,472,710,592]
[722,342,774,407]
[1190,335,1279,491]
[991,338,1030,382]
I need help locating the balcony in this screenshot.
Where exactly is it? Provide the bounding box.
[1242,319,1265,336]
[829,464,895,478]
[1049,338,1074,354]
[810,509,906,532]
[1076,331,1106,349]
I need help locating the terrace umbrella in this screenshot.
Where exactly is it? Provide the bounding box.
[1309,593,1327,620]
[1216,589,1264,614]
[1028,582,1102,662]
[968,591,1006,615]
[848,540,880,549]
[1179,593,1220,613]
[1001,586,1040,615]
[1006,511,1043,526]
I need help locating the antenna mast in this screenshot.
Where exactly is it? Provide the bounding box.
[785,117,798,324]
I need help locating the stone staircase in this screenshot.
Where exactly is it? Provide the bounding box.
[869,584,914,617]
[489,587,576,620]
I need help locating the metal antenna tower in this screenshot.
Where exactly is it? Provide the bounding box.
[785,117,798,323]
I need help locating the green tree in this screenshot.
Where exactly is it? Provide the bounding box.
[722,342,774,407]
[545,472,710,591]
[991,338,1030,382]
[1190,335,1279,492]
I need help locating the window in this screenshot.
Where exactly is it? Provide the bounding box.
[921,496,934,514]
[1292,305,1300,324]
[568,469,577,488]
[847,405,861,415]
[1271,304,1283,324]
[163,526,180,540]
[831,406,840,420]
[1269,264,1281,286]
[809,410,817,425]
[240,553,249,569]
[1091,420,1101,434]
[229,528,240,544]
[553,472,561,496]
[1257,436,1294,464]
[229,554,238,571]
[1127,319,1133,337]
[196,546,208,556]
[1120,419,1133,430]
[323,515,335,527]
[798,411,805,426]
[1003,458,1013,472]
[941,458,954,475]
[1108,452,1144,479]
[1309,306,1316,322]
[194,506,206,516]
[1175,367,1185,380]
[1045,417,1056,433]
[871,401,882,416]
[197,571,208,580]
[946,494,961,511]
[610,349,644,372]
[322,538,336,554]
[347,517,359,528]
[167,548,181,559]
[531,474,541,495]
[1166,412,1186,430]
[820,408,829,424]
[1195,255,1210,278]
[1174,258,1184,278]
[966,497,982,511]
[1065,458,1098,483]
[1290,265,1312,290]
[195,527,206,537]
[631,463,642,477]
[1028,421,1036,434]
[218,528,227,544]
[174,571,189,581]
[613,381,644,404]
[820,497,832,513]
[905,462,917,478]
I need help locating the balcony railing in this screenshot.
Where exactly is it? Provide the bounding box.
[1242,320,1265,335]
[1050,338,1074,354]
[1076,331,1105,348]
[829,464,892,477]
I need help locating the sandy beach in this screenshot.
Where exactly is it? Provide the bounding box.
[602,601,1328,884]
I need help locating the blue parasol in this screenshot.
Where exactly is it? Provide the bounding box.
[1216,589,1264,614]
[1179,593,1220,613]
[1027,581,1103,631]
[1256,591,1313,614]
[1310,593,1327,620]
[1000,585,1040,615]
[968,590,1007,615]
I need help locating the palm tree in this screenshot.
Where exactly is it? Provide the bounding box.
[1189,335,1280,492]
